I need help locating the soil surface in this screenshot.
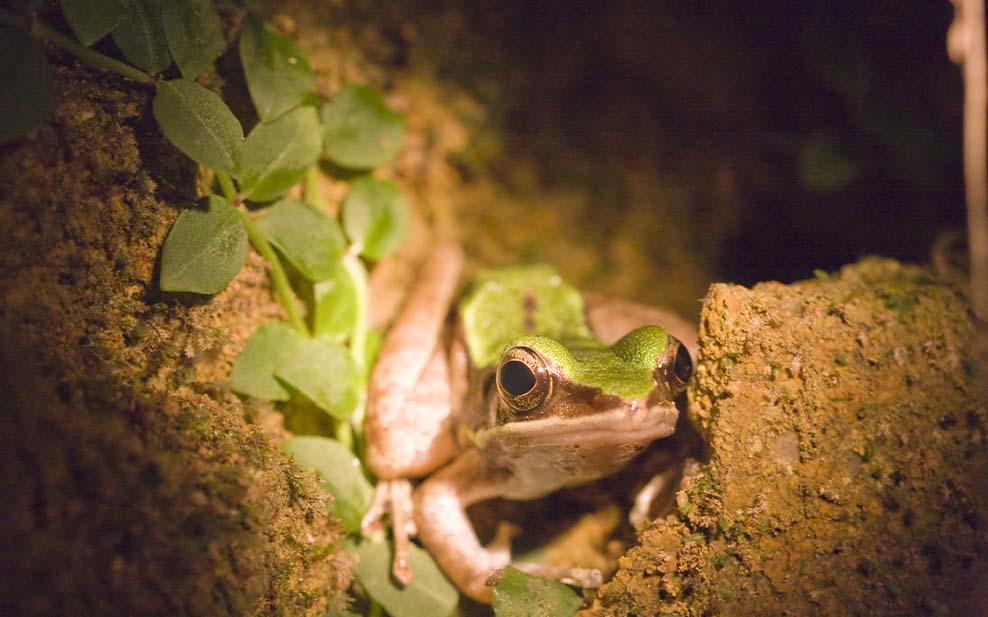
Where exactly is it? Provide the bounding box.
[0,66,350,616]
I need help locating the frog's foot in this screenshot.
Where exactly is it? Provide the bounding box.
[487,563,603,590]
[361,479,417,585]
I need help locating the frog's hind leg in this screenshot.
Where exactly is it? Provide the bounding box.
[360,344,458,583]
[582,291,698,356]
[362,243,463,584]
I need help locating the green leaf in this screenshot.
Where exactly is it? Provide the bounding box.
[281,436,372,533]
[355,541,458,617]
[798,134,861,191]
[341,177,408,260]
[321,85,405,169]
[275,339,360,418]
[313,266,358,339]
[61,0,128,45]
[230,321,305,400]
[238,16,314,121]
[112,0,171,74]
[254,198,345,282]
[492,567,582,617]
[161,0,225,80]
[238,106,321,202]
[153,79,243,174]
[160,195,248,294]
[0,27,53,145]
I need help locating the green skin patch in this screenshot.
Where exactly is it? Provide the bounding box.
[511,328,668,400]
[459,265,591,366]
[459,265,669,400]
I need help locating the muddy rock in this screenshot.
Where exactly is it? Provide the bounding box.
[586,259,987,616]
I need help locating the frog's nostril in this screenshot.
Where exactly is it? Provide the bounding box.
[500,360,536,395]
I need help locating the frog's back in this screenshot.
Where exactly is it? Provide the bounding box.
[458,265,592,367]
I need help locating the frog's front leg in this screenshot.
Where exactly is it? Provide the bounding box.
[415,450,603,603]
[414,450,514,603]
[362,243,463,583]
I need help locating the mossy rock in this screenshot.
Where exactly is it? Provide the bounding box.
[0,67,350,616]
[586,259,987,616]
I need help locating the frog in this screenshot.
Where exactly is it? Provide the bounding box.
[361,243,695,603]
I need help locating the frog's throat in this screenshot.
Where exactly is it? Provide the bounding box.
[471,403,679,450]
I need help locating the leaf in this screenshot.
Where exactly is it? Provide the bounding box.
[238,106,321,202]
[112,0,171,74]
[492,567,582,617]
[230,321,305,400]
[161,0,225,80]
[153,79,243,174]
[321,85,405,169]
[0,27,53,145]
[313,266,358,339]
[798,134,861,191]
[254,198,345,282]
[238,16,314,121]
[341,177,408,260]
[160,195,248,294]
[275,338,360,418]
[281,436,372,533]
[60,0,128,45]
[355,541,458,617]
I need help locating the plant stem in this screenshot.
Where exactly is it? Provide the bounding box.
[341,253,370,449]
[237,208,309,336]
[342,254,369,372]
[334,419,354,451]
[217,172,237,202]
[31,22,154,86]
[304,166,322,207]
[948,0,988,405]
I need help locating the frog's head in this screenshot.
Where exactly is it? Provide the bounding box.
[478,326,692,450]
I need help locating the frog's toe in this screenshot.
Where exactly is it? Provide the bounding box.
[393,553,414,585]
[561,567,603,589]
[512,562,603,589]
[360,482,391,536]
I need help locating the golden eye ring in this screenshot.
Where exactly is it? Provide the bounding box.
[496,346,552,412]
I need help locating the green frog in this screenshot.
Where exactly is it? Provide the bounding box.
[361,243,695,603]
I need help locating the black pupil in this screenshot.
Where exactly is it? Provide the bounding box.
[500,360,536,396]
[674,345,693,382]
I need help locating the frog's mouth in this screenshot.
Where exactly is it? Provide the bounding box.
[475,401,679,450]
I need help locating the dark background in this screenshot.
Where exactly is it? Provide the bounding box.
[454,1,965,285]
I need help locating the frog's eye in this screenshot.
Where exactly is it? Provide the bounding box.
[656,339,692,395]
[497,346,552,413]
[673,345,693,384]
